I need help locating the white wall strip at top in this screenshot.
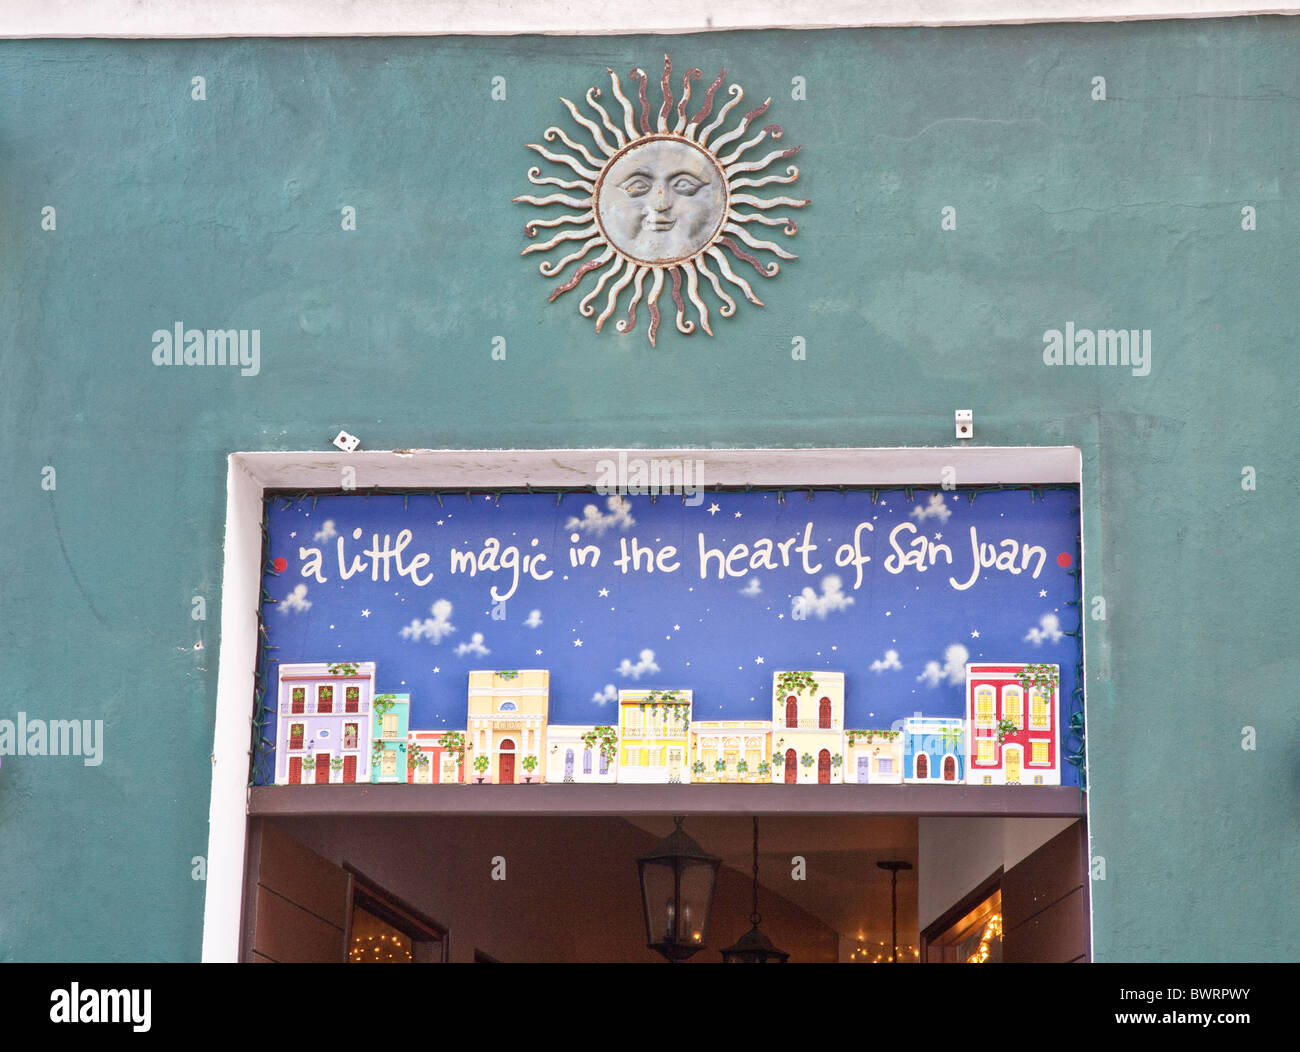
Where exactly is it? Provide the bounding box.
[2,0,1296,38]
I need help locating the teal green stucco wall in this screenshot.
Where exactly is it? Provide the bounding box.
[1,19,1296,961]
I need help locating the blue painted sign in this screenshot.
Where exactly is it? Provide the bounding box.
[257,486,1082,784]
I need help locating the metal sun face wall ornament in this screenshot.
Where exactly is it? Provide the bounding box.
[515,56,809,345]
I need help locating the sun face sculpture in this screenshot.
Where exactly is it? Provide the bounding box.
[514,56,808,345]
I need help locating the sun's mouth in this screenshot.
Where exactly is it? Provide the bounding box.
[647,218,677,230]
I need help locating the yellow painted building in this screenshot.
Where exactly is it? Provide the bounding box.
[691,721,771,783]
[617,688,693,784]
[466,670,549,784]
[770,670,845,784]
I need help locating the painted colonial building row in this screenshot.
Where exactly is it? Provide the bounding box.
[271,662,1061,787]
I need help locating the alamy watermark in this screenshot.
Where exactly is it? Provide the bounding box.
[50,984,150,1032]
[151,321,261,376]
[595,453,705,507]
[1042,323,1151,377]
[0,713,104,766]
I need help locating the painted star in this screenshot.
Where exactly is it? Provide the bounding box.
[734,511,742,518]
[598,588,609,597]
[778,614,785,620]
[290,531,297,538]
[708,503,720,516]
[436,519,444,526]
[433,667,440,674]
[1039,590,1048,597]
[934,533,942,540]
[573,639,583,647]
[971,630,980,638]
[361,609,370,618]
[755,656,765,665]
[535,649,543,655]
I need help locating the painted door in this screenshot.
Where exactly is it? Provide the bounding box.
[499,739,515,784]
[784,748,797,784]
[668,747,683,781]
[564,748,574,781]
[916,753,929,779]
[785,697,798,727]
[857,756,870,783]
[1005,747,1021,783]
[288,756,302,785]
[818,749,831,784]
[819,698,832,729]
[316,753,330,784]
[343,755,357,783]
[943,755,956,781]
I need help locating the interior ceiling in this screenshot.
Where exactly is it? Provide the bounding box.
[626,815,918,947]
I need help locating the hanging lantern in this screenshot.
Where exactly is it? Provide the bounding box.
[721,817,789,963]
[636,816,720,961]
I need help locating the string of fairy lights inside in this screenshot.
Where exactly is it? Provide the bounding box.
[966,913,1004,964]
[849,940,922,963]
[349,934,413,963]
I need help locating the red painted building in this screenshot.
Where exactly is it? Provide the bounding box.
[407,730,466,785]
[965,663,1060,786]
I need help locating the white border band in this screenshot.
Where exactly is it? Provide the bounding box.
[202,445,1082,961]
[4,1,1296,38]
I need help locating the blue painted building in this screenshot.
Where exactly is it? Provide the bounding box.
[902,717,965,784]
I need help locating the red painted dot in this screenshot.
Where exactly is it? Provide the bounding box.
[1057,552,1072,568]
[272,557,288,573]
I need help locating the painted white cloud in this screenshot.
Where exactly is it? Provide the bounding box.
[793,575,855,619]
[279,583,311,614]
[565,495,635,536]
[400,598,456,643]
[591,684,618,705]
[313,519,338,542]
[916,643,969,687]
[455,632,490,658]
[739,578,762,597]
[616,648,660,679]
[1024,612,1064,645]
[909,493,952,524]
[524,609,543,629]
[871,649,902,673]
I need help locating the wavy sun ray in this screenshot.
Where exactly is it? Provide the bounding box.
[517,57,808,344]
[588,87,626,150]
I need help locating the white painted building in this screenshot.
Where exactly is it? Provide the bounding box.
[546,725,618,783]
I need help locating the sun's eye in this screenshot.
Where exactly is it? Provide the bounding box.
[620,177,652,197]
[671,175,706,195]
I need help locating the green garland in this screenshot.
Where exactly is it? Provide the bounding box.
[994,717,1020,745]
[1015,664,1060,695]
[776,670,818,697]
[580,725,619,761]
[847,729,899,747]
[439,730,468,765]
